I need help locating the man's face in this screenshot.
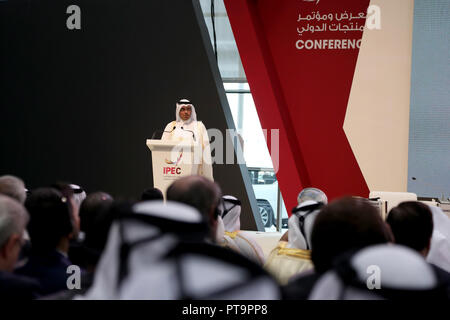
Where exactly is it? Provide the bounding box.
[1,232,25,272]
[179,105,192,121]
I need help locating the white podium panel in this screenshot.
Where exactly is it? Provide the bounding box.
[146,139,203,197]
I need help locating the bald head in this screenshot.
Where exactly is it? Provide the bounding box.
[297,187,328,205]
[0,175,27,204]
[166,176,221,238]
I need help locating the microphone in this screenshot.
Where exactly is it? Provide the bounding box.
[151,126,176,139]
[180,126,196,141]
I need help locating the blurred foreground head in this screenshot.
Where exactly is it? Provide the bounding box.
[309,244,447,300]
[25,187,76,252]
[386,201,433,257]
[311,197,393,274]
[141,188,164,201]
[166,175,221,241]
[79,200,281,300]
[78,192,115,268]
[0,175,27,204]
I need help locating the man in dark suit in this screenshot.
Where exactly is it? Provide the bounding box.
[15,187,77,296]
[387,201,450,298]
[0,195,41,299]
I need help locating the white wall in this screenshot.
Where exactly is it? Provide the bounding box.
[344,0,415,192]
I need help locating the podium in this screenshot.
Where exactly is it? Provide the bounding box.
[146,139,203,197]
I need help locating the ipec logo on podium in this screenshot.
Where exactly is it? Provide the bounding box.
[163,151,183,176]
[165,152,183,165]
[163,167,181,175]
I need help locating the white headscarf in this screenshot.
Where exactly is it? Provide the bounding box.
[287,200,321,250]
[219,195,241,232]
[309,244,440,300]
[163,99,213,181]
[78,200,280,300]
[215,215,225,243]
[175,99,197,125]
[77,201,207,300]
[216,196,265,265]
[426,205,450,273]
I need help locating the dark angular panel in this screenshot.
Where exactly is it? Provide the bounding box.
[0,0,263,230]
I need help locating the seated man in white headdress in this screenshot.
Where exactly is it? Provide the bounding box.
[216,195,266,265]
[162,99,213,181]
[77,200,281,300]
[309,244,449,300]
[264,188,327,285]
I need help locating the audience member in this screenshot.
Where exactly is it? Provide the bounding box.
[426,205,450,273]
[0,175,31,265]
[283,197,393,299]
[51,182,81,239]
[51,182,88,280]
[0,175,27,204]
[70,191,114,269]
[386,201,450,297]
[166,175,221,242]
[265,200,323,284]
[0,195,41,299]
[217,195,265,265]
[387,201,433,255]
[69,184,87,213]
[80,198,116,270]
[15,187,77,295]
[265,188,327,284]
[309,244,448,300]
[297,187,328,205]
[46,197,119,299]
[280,187,328,242]
[77,200,281,299]
[6,172,445,301]
[141,187,164,201]
[79,192,114,238]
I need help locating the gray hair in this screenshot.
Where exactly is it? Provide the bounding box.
[0,175,27,204]
[297,187,328,205]
[0,195,29,249]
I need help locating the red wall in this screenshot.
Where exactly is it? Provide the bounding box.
[225,0,370,212]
